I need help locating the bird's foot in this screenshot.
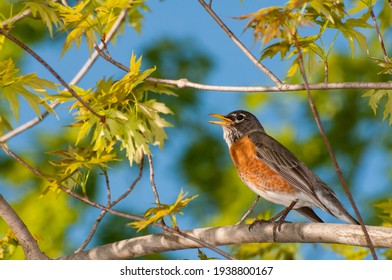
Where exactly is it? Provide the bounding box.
[248,218,272,232]
[272,218,291,242]
[249,217,291,242]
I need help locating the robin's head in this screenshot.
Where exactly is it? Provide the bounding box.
[209,110,265,145]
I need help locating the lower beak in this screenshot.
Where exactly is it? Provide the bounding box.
[208,113,234,125]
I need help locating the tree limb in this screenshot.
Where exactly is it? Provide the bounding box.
[0,195,49,260]
[293,33,377,259]
[95,46,392,92]
[59,223,392,260]
[0,29,105,122]
[0,143,235,260]
[197,0,282,86]
[0,7,129,143]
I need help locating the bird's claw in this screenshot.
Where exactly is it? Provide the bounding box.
[249,218,291,242]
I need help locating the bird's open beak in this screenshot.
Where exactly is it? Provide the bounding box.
[208,113,234,126]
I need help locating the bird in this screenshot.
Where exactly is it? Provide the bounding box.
[209,110,359,228]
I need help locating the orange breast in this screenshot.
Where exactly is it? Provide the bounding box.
[229,135,296,194]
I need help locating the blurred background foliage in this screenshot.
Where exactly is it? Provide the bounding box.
[1,0,392,260]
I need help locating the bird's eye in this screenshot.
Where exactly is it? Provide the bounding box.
[235,114,245,122]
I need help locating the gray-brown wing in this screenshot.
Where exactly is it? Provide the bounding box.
[248,131,321,202]
[248,131,359,225]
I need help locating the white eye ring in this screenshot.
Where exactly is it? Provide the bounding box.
[235,114,245,122]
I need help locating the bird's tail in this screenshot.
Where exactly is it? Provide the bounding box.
[315,185,360,225]
[331,203,359,225]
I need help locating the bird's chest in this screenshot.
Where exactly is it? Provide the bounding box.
[229,136,295,194]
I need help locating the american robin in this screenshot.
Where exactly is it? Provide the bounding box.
[209,110,359,226]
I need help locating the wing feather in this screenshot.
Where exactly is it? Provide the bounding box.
[248,132,319,200]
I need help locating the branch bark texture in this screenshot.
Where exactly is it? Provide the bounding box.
[0,195,49,260]
[60,223,392,260]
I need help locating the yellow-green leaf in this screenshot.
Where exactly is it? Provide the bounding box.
[129,190,198,231]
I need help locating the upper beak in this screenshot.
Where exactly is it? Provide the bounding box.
[208,113,234,126]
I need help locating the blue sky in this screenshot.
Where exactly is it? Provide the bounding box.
[2,0,390,259]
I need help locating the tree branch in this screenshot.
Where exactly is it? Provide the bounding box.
[95,45,392,93]
[0,7,129,143]
[0,194,49,260]
[197,0,282,86]
[370,9,388,61]
[59,223,391,260]
[0,143,235,260]
[293,33,377,260]
[75,159,144,253]
[147,78,392,92]
[0,0,59,27]
[147,154,161,205]
[236,195,260,225]
[0,29,105,122]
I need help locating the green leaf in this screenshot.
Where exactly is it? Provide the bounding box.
[327,244,369,260]
[371,57,392,75]
[261,41,291,60]
[0,115,12,135]
[25,0,61,37]
[49,146,118,176]
[0,230,19,260]
[383,92,392,125]
[0,59,57,120]
[362,89,392,125]
[374,198,392,226]
[284,58,299,82]
[197,249,217,260]
[66,54,173,166]
[129,190,198,231]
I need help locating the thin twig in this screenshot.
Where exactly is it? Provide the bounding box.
[75,211,106,253]
[75,169,113,252]
[95,44,392,92]
[0,8,129,143]
[370,9,388,61]
[147,154,167,226]
[0,143,235,259]
[0,0,59,27]
[111,157,144,205]
[1,79,392,144]
[197,0,282,87]
[1,9,32,27]
[236,195,260,225]
[324,61,329,83]
[147,154,161,204]
[0,29,105,122]
[61,187,236,259]
[76,159,144,253]
[293,34,378,260]
[102,168,112,204]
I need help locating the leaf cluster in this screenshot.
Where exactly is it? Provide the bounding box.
[46,53,173,191]
[18,0,148,56]
[238,0,372,81]
[1,1,174,203]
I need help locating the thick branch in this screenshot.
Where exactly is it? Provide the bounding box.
[0,143,235,260]
[60,223,392,260]
[0,195,49,260]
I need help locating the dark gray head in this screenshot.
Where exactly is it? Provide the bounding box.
[209,110,265,145]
